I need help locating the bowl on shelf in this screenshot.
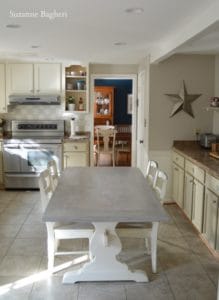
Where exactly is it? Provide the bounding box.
[210,97,219,107]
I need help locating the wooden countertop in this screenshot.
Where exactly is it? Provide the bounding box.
[173,141,219,179]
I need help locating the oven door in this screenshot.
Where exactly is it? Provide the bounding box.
[20,143,62,173]
[3,144,21,172]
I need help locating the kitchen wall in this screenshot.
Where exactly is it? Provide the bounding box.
[148,54,215,201]
[0,103,92,133]
[0,63,138,133]
[149,54,214,150]
[90,64,138,75]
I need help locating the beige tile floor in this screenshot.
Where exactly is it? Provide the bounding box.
[0,190,218,299]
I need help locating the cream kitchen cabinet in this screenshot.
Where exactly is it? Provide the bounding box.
[6,63,62,96]
[184,159,205,231]
[203,188,218,249]
[63,141,89,168]
[0,64,6,113]
[6,63,34,95]
[34,63,62,94]
[0,141,3,188]
[192,178,204,231]
[184,172,193,219]
[172,152,184,208]
[204,173,219,250]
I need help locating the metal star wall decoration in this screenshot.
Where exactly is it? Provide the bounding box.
[165,80,202,118]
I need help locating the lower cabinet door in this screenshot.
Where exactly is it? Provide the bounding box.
[0,142,3,186]
[64,152,88,168]
[184,172,193,219]
[204,189,218,249]
[172,164,184,208]
[192,179,204,231]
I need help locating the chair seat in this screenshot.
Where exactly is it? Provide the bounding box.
[96,146,114,154]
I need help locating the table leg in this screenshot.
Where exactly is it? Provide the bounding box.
[63,222,149,284]
[151,222,159,273]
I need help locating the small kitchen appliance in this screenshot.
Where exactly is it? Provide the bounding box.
[200,133,217,148]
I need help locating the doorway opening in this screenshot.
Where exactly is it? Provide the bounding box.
[91,75,137,167]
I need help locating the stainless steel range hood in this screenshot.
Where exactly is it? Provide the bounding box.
[9,95,61,105]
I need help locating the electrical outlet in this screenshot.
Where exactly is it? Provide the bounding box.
[195,128,201,135]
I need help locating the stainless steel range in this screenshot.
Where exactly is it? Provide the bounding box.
[3,120,64,189]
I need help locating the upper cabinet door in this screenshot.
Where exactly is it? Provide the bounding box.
[34,63,62,94]
[7,63,34,94]
[0,64,6,113]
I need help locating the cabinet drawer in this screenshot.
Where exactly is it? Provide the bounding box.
[185,160,205,183]
[64,142,87,152]
[206,173,219,195]
[172,152,184,168]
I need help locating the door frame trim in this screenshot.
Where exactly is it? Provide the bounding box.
[90,74,137,166]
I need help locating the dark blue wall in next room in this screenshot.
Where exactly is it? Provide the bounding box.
[94,79,132,125]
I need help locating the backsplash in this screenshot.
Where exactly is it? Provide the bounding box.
[0,104,92,134]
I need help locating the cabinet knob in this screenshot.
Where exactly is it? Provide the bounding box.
[174,168,178,171]
[74,146,78,150]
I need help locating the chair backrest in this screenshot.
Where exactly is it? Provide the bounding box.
[47,159,59,190]
[39,169,53,212]
[95,127,117,153]
[153,170,168,203]
[146,160,158,185]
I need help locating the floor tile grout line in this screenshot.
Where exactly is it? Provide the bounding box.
[161,263,176,300]
[160,205,218,297]
[195,253,219,289]
[0,192,40,260]
[0,192,22,263]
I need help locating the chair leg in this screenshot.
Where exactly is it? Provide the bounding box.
[97,153,100,166]
[151,222,159,273]
[46,222,55,272]
[145,237,151,255]
[116,151,118,166]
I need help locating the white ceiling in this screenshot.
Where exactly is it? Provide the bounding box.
[0,0,218,65]
[175,21,219,55]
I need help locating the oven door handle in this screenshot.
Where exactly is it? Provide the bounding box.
[21,146,40,150]
[4,145,20,149]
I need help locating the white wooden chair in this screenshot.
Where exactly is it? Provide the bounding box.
[115,141,131,166]
[47,159,59,191]
[145,160,158,185]
[116,169,168,273]
[153,170,168,204]
[95,126,117,167]
[39,169,94,272]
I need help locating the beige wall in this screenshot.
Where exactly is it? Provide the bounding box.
[149,54,214,151]
[90,63,138,75]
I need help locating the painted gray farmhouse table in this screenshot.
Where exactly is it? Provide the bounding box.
[42,167,169,284]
